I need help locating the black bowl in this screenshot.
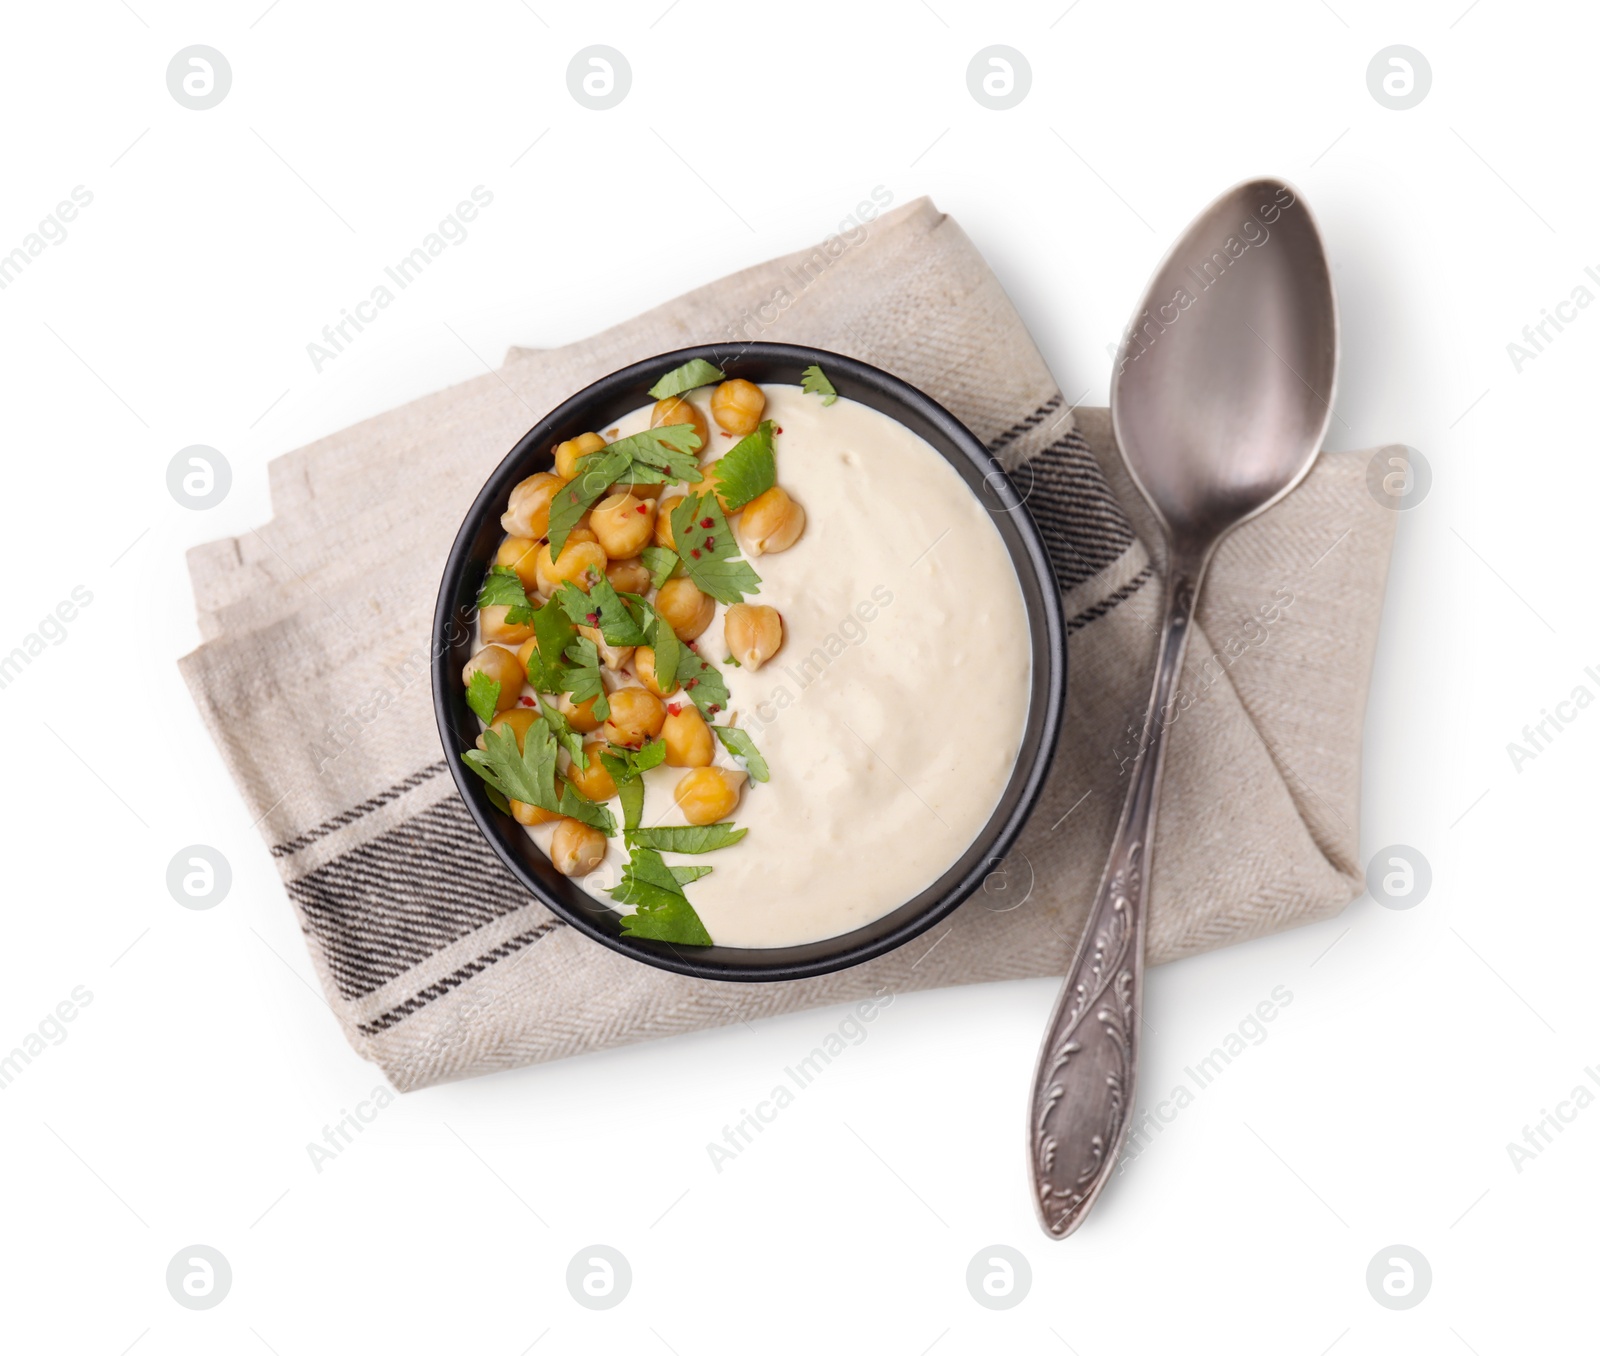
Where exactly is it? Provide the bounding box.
[432,343,1065,982]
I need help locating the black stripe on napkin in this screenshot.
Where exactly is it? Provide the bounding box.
[1021,428,1138,594]
[356,919,565,1036]
[1067,564,1154,633]
[272,760,449,858]
[987,393,1064,453]
[287,795,538,1000]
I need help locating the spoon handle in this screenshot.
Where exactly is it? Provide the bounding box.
[1029,562,1203,1238]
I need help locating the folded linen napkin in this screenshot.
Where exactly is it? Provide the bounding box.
[179,198,1395,1091]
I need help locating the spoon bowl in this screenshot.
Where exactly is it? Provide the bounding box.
[1111,178,1338,556]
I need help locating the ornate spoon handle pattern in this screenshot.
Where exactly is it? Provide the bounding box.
[1029,566,1200,1239]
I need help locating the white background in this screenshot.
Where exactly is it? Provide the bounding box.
[1,1,1595,1351]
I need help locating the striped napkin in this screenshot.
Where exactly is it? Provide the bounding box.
[179,198,1396,1091]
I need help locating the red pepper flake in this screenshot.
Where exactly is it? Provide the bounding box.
[690,547,702,559]
[667,703,683,716]
[519,695,535,706]
[586,611,600,625]
[722,431,734,438]
[703,535,715,550]
[686,640,697,649]
[686,677,699,689]
[635,504,648,514]
[708,703,721,715]
[700,517,713,529]
[776,425,783,434]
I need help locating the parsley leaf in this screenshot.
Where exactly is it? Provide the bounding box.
[624,594,681,695]
[639,545,680,589]
[465,670,501,725]
[557,578,648,647]
[711,420,777,511]
[669,492,762,605]
[462,722,550,807]
[536,700,587,771]
[547,447,630,559]
[463,717,617,834]
[548,425,704,559]
[477,565,535,624]
[626,823,748,854]
[523,599,577,693]
[801,364,838,405]
[613,847,714,945]
[648,358,725,400]
[626,422,703,482]
[712,725,769,782]
[601,737,668,833]
[561,637,610,721]
[675,646,730,720]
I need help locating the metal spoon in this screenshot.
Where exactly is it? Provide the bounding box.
[1028,177,1339,1238]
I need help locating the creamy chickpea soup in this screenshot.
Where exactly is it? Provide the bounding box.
[459,359,1030,948]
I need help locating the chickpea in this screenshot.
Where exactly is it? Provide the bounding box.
[662,706,714,767]
[495,536,542,590]
[710,379,766,436]
[673,767,747,825]
[501,472,564,539]
[553,431,607,480]
[590,492,656,560]
[480,605,534,646]
[566,738,619,803]
[579,624,634,672]
[462,646,524,713]
[511,798,562,827]
[535,537,608,596]
[723,603,784,671]
[650,395,708,453]
[655,576,716,641]
[550,818,607,877]
[654,494,685,550]
[738,486,806,556]
[476,707,537,752]
[515,636,538,676]
[606,557,653,595]
[559,691,604,734]
[599,685,666,749]
[633,644,680,697]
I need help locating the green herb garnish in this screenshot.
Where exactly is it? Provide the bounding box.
[523,598,577,693]
[547,424,703,559]
[636,598,681,693]
[675,645,730,719]
[536,699,588,771]
[710,420,777,511]
[800,364,838,405]
[626,823,748,854]
[648,358,725,400]
[713,725,769,782]
[465,670,501,725]
[602,739,668,833]
[477,565,535,624]
[461,722,616,834]
[669,492,762,606]
[557,578,648,647]
[613,847,714,945]
[561,637,610,721]
[639,545,680,589]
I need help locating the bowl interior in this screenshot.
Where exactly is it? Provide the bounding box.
[433,342,1065,981]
